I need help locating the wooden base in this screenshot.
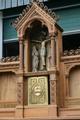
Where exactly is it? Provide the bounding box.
[0,117,80,120]
[0,105,57,119]
[60,107,80,116]
[24,105,57,118]
[0,108,15,118]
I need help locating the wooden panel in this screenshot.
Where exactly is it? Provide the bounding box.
[0,12,2,59]
[24,105,57,117]
[69,66,80,97]
[0,108,15,117]
[24,78,28,105]
[0,72,17,101]
[60,108,80,116]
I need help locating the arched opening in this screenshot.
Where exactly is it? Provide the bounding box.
[24,20,50,72]
[24,20,49,42]
[69,66,80,98]
[29,20,48,41]
[23,20,50,105]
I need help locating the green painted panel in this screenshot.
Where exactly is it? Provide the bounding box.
[56,7,80,32]
[3,17,17,40]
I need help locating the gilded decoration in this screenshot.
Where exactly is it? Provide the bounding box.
[28,76,48,105]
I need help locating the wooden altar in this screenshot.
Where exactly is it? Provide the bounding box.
[0,0,80,120]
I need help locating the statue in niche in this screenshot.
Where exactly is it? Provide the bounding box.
[40,38,50,70]
[32,46,39,72]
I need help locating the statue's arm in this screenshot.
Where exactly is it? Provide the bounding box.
[44,38,50,43]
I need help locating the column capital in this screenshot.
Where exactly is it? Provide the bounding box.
[18,35,24,41]
[49,32,58,38]
[19,37,24,45]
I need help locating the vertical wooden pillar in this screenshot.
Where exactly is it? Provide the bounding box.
[16,36,24,118]
[0,12,2,59]
[49,32,58,116]
[50,73,57,105]
[49,32,57,103]
[17,76,23,105]
[24,39,29,72]
[50,33,56,69]
[16,75,24,118]
[19,36,24,71]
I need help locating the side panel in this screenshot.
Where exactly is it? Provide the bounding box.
[0,12,2,58]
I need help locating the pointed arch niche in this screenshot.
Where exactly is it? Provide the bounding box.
[24,19,49,72]
[69,65,80,98]
[12,0,63,118]
[19,15,56,72]
[64,65,80,108]
[12,0,63,73]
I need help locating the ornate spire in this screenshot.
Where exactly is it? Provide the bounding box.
[32,0,57,20]
[12,0,58,28]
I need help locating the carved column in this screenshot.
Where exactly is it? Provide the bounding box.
[49,32,58,116]
[17,76,23,105]
[16,74,24,118]
[50,33,56,69]
[19,36,24,71]
[24,39,29,72]
[50,73,57,105]
[16,36,24,118]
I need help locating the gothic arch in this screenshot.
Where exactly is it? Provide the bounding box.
[69,65,80,97]
[12,1,57,38]
[21,17,51,38]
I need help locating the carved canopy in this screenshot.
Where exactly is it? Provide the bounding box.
[12,0,62,38]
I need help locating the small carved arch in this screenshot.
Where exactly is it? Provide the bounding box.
[68,65,80,97]
[24,19,49,40]
[66,63,80,77]
[69,65,80,75]
[21,17,53,37]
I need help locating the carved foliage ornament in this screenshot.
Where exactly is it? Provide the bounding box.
[17,83,23,105]
[50,80,56,104]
